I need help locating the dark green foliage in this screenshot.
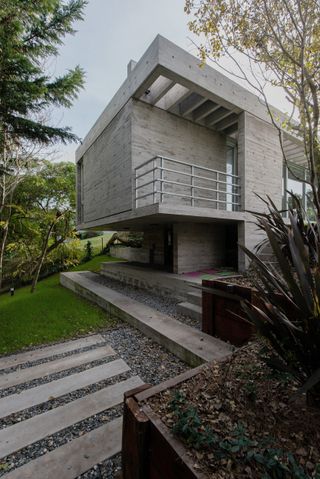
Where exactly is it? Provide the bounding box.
[241,194,320,403]
[0,0,86,148]
[170,391,217,449]
[170,392,317,478]
[83,240,93,262]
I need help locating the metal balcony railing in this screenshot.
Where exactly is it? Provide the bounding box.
[134,155,241,211]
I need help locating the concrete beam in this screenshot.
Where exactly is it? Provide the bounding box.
[215,113,238,131]
[193,100,220,122]
[206,107,233,126]
[179,92,206,116]
[141,75,175,105]
[223,123,238,136]
[155,84,190,111]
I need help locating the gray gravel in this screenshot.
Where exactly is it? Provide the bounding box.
[0,325,189,478]
[91,273,200,330]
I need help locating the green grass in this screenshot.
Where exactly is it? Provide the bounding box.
[0,255,121,356]
[79,233,113,255]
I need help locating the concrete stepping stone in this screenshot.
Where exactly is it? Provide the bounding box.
[0,376,143,459]
[0,345,115,390]
[0,358,129,419]
[0,335,105,372]
[2,416,123,479]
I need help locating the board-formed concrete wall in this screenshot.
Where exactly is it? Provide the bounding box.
[132,99,227,170]
[132,99,228,209]
[173,223,227,273]
[78,101,133,226]
[237,112,283,270]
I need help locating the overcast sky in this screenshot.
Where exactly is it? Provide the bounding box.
[52,0,289,163]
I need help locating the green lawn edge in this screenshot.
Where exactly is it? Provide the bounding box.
[0,255,121,356]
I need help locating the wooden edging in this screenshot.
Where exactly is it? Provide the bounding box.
[134,364,207,403]
[142,404,208,479]
[122,367,212,479]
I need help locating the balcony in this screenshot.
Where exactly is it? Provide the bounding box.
[134,156,241,212]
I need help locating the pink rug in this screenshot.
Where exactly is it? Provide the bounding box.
[182,268,230,278]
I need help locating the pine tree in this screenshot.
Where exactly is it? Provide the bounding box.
[0,0,86,288]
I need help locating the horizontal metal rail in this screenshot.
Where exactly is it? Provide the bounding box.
[135,167,157,180]
[156,167,241,188]
[134,177,240,196]
[152,190,241,206]
[134,155,241,210]
[135,155,239,179]
[156,178,241,196]
[136,189,240,206]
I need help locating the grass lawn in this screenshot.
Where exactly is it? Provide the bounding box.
[79,232,114,255]
[0,255,121,356]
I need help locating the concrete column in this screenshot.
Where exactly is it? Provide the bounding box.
[238,111,283,270]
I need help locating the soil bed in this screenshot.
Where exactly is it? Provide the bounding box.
[146,341,320,478]
[219,273,257,289]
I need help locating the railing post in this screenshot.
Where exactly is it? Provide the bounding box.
[135,168,138,209]
[216,172,219,209]
[153,158,156,204]
[160,157,164,203]
[191,165,194,206]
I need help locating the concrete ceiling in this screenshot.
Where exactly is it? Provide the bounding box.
[137,74,239,137]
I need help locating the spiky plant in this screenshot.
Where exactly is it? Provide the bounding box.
[241,195,320,406]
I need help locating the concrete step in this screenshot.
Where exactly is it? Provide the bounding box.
[0,358,129,419]
[177,302,202,322]
[61,272,233,367]
[2,416,123,479]
[0,376,143,460]
[187,291,202,307]
[0,345,115,390]
[0,335,105,372]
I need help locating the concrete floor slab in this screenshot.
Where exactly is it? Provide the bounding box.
[0,335,105,372]
[61,271,233,367]
[2,417,123,479]
[0,358,129,418]
[0,345,115,390]
[0,376,142,459]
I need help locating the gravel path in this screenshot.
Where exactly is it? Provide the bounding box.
[91,273,200,330]
[0,326,189,478]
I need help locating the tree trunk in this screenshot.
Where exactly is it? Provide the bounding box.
[0,221,9,290]
[30,222,55,293]
[0,196,12,290]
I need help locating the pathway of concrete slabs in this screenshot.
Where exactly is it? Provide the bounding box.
[0,334,144,479]
[60,271,233,367]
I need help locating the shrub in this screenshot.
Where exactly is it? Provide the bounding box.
[83,240,93,262]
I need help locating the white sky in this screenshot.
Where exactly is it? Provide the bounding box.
[52,0,291,163]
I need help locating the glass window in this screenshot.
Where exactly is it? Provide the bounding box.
[282,163,314,219]
[226,143,238,211]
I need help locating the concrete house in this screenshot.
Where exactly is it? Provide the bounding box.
[76,35,307,275]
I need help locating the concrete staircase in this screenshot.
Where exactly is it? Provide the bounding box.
[177,290,202,323]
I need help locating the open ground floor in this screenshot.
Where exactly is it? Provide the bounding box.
[109,221,244,274]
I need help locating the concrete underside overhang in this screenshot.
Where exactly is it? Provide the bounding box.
[81,204,247,231]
